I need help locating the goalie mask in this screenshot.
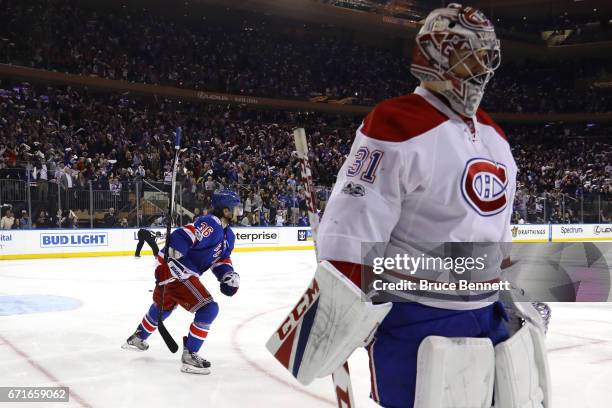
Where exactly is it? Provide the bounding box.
[410,3,500,117]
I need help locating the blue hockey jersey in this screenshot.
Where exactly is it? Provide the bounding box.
[159,214,235,280]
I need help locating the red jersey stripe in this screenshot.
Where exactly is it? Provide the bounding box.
[361,94,448,143]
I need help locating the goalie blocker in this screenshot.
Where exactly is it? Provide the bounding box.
[266,261,392,385]
[266,261,550,407]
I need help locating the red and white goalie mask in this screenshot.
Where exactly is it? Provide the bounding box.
[410,3,500,117]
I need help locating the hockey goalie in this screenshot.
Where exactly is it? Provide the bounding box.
[267,4,551,408]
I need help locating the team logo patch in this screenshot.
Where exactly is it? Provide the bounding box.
[461,158,508,216]
[459,7,494,30]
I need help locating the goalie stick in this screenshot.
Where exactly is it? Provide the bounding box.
[291,128,357,407]
[156,127,182,354]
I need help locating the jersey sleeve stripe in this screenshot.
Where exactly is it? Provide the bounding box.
[181,225,197,243]
[212,258,233,268]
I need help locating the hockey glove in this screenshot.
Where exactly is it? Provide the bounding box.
[167,258,190,281]
[155,258,189,285]
[220,271,240,296]
[154,264,175,286]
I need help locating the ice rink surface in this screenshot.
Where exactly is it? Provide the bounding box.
[1,250,611,408]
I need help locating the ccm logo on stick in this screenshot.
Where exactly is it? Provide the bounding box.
[277,279,320,340]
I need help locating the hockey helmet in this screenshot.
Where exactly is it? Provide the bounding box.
[212,189,241,210]
[410,3,500,117]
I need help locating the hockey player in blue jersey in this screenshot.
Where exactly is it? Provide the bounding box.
[122,189,242,375]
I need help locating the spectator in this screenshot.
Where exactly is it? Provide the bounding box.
[18,209,31,229]
[289,193,299,226]
[68,210,79,228]
[1,209,15,229]
[35,209,50,228]
[163,166,172,186]
[35,161,49,201]
[59,209,78,228]
[275,209,285,227]
[298,210,309,227]
[260,211,270,226]
[253,190,263,211]
[150,214,165,227]
[59,166,74,189]
[110,177,122,195]
[204,176,216,192]
[244,195,252,215]
[191,207,201,222]
[104,207,117,227]
[240,215,251,227]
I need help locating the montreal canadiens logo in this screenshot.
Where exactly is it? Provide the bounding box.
[461,158,508,216]
[459,7,494,31]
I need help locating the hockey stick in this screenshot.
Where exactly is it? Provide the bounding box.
[156,127,182,354]
[293,128,356,408]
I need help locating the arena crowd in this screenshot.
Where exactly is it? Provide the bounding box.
[0,83,610,228]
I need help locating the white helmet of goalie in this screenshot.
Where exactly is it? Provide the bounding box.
[410,3,500,117]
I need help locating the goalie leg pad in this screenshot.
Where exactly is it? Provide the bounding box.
[494,322,551,408]
[266,260,392,385]
[368,302,508,408]
[414,336,495,408]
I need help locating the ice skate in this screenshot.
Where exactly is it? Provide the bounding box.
[181,337,211,375]
[122,330,149,351]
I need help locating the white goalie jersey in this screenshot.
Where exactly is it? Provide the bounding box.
[317,86,517,310]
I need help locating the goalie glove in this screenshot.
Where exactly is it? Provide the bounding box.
[500,260,551,336]
[220,271,240,296]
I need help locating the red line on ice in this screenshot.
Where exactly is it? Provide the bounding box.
[589,356,612,365]
[548,340,606,353]
[231,305,335,407]
[547,330,610,353]
[0,334,94,408]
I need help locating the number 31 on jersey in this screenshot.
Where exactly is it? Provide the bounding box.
[347,146,384,183]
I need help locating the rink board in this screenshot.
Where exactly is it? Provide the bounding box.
[0,227,315,260]
[1,224,611,260]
